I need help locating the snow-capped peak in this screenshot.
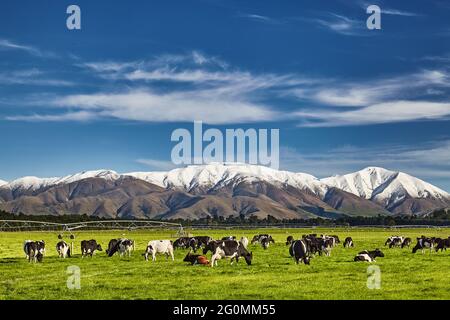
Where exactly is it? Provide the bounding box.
[321,167,449,206]
[2,169,120,191]
[0,179,8,187]
[125,163,326,195]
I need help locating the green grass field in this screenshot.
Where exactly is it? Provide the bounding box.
[0,228,449,300]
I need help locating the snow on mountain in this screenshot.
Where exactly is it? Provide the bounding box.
[321,167,449,207]
[2,170,120,191]
[125,162,327,195]
[0,179,7,187]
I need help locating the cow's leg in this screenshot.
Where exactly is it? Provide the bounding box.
[152,252,156,262]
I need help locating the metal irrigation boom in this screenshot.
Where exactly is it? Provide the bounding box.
[0,219,185,235]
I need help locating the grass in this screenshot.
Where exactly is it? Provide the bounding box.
[0,228,449,300]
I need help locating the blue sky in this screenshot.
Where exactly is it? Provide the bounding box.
[1,0,450,191]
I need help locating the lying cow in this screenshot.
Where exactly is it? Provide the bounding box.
[210,240,252,267]
[183,251,210,265]
[354,249,384,262]
[343,237,354,248]
[81,239,103,258]
[412,236,435,254]
[290,240,310,265]
[56,241,71,258]
[23,240,45,263]
[144,240,174,262]
[107,238,134,257]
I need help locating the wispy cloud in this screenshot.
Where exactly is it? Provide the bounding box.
[311,13,365,36]
[5,111,95,122]
[0,39,57,58]
[0,68,74,87]
[296,101,450,127]
[236,13,282,24]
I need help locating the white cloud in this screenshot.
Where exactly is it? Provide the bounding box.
[296,100,450,127]
[5,111,95,122]
[50,89,278,124]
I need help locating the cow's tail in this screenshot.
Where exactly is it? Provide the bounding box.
[67,247,71,258]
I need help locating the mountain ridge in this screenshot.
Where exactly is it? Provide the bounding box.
[0,164,448,219]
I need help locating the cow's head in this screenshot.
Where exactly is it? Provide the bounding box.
[243,251,253,265]
[96,244,103,251]
[374,248,384,258]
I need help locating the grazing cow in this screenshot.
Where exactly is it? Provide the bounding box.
[23,240,45,263]
[202,240,222,255]
[412,236,435,254]
[221,236,236,241]
[302,234,332,256]
[389,237,403,248]
[173,237,191,249]
[107,238,134,257]
[329,235,341,246]
[343,237,354,248]
[192,236,213,248]
[144,240,174,262]
[210,240,252,267]
[260,236,271,250]
[240,236,249,249]
[435,237,450,252]
[286,235,294,246]
[354,249,384,262]
[189,238,199,252]
[290,240,310,265]
[251,234,275,245]
[183,251,210,265]
[385,236,404,247]
[81,239,103,258]
[56,241,71,258]
[401,237,412,249]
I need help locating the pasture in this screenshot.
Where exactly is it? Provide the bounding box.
[0,228,449,300]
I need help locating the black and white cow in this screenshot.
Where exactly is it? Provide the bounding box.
[401,237,412,249]
[56,241,71,258]
[389,237,403,248]
[23,240,45,263]
[412,236,435,254]
[385,236,404,247]
[81,239,103,258]
[290,240,310,265]
[202,240,222,255]
[354,249,384,262]
[173,237,191,249]
[210,240,253,267]
[343,237,354,248]
[106,238,134,257]
[144,240,174,261]
[286,235,294,246]
[435,237,450,252]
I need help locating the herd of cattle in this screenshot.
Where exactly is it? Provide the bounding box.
[22,233,450,266]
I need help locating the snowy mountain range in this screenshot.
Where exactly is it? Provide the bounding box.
[0,163,448,219]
